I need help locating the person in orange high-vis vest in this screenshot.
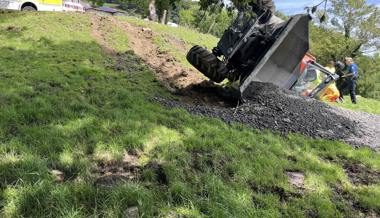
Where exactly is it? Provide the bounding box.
[319,61,340,102]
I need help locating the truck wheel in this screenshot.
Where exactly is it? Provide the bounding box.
[22,6,37,11]
[187,45,228,83]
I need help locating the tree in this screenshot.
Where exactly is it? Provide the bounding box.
[89,0,106,6]
[192,8,235,37]
[309,24,360,64]
[355,55,380,99]
[199,0,252,10]
[151,0,181,24]
[149,0,158,21]
[176,1,198,27]
[328,0,380,55]
[119,0,179,23]
[119,0,150,17]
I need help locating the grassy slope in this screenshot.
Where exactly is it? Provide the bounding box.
[333,96,380,115]
[123,17,380,116]
[0,12,379,218]
[122,17,219,68]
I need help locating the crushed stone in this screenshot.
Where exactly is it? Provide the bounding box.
[156,82,362,143]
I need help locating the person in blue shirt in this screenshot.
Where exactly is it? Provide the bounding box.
[340,57,359,104]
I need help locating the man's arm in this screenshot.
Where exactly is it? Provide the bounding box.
[342,65,358,78]
[341,73,354,78]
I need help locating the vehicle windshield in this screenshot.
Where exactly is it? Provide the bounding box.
[292,64,330,97]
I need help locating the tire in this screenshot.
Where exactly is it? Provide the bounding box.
[22,6,37,11]
[187,45,228,83]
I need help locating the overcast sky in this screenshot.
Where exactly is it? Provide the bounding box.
[274,0,380,15]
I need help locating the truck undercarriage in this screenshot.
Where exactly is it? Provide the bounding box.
[187,9,338,100]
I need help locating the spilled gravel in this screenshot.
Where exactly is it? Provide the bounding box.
[156,82,379,150]
[331,108,380,152]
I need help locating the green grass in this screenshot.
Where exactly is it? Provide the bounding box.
[103,3,121,9]
[0,12,379,218]
[332,96,380,115]
[120,16,219,67]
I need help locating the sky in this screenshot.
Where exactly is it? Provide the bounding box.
[274,0,380,15]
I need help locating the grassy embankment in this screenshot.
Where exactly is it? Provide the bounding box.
[0,12,380,217]
[122,17,380,115]
[335,96,380,115]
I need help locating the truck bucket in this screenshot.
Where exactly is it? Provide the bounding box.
[240,14,311,99]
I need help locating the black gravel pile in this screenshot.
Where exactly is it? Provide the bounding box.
[156,82,359,141]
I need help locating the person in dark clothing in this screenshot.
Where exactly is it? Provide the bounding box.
[248,0,284,28]
[249,0,276,14]
[334,61,346,102]
[340,57,359,104]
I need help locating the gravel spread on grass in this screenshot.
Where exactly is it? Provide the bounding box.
[331,107,380,152]
[156,82,367,145]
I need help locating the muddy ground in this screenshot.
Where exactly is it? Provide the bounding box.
[91,16,380,152]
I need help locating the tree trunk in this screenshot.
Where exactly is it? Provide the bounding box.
[161,10,167,24]
[344,23,351,38]
[148,0,157,22]
[350,43,363,58]
[207,16,216,34]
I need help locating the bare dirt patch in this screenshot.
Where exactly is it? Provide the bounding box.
[333,186,379,217]
[5,25,23,32]
[250,181,303,203]
[91,15,229,106]
[286,171,305,188]
[91,16,153,77]
[112,19,204,89]
[93,151,168,187]
[164,34,187,52]
[111,18,234,106]
[91,15,115,55]
[51,169,65,182]
[94,152,141,187]
[343,163,380,186]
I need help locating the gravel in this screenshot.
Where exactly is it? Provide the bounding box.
[330,107,380,152]
[155,82,380,149]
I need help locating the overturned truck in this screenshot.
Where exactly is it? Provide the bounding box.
[187,11,338,100]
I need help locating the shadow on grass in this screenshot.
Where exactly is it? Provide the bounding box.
[0,37,175,216]
[0,38,164,175]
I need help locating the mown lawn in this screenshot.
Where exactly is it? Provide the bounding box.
[0,11,380,218]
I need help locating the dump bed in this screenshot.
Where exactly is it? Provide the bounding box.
[240,14,310,99]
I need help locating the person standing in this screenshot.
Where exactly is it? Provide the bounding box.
[319,61,340,102]
[341,57,359,104]
[334,61,346,102]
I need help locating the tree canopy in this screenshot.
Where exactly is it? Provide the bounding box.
[329,0,380,54]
